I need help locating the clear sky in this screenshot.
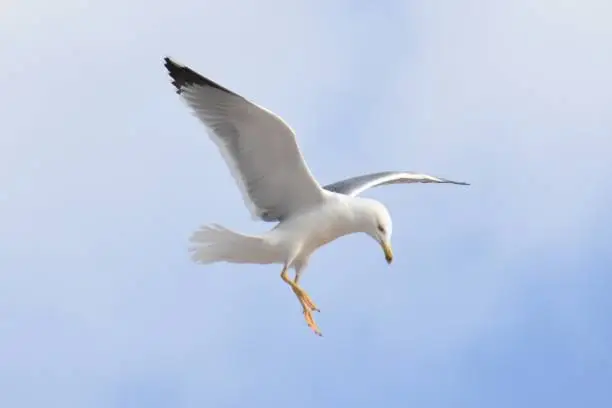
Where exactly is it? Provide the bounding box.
[1,0,611,406]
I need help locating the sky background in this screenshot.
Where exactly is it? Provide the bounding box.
[1,0,611,406]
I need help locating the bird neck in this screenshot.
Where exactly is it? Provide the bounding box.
[342,196,378,232]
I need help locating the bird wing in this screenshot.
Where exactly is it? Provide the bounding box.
[164,57,324,222]
[323,171,469,197]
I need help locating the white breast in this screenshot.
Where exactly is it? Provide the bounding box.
[271,193,359,263]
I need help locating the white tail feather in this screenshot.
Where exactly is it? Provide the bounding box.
[188,224,280,265]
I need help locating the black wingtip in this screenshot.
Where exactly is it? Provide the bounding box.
[163,56,191,94]
[440,178,470,186]
[162,56,239,97]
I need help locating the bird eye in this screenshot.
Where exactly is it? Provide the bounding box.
[377,225,385,233]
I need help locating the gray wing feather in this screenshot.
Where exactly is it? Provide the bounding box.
[164,57,324,222]
[323,171,469,196]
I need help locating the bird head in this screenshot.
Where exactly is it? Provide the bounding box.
[358,199,394,264]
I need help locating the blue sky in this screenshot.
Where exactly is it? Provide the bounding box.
[1,0,611,406]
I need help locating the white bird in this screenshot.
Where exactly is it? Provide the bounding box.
[164,57,469,336]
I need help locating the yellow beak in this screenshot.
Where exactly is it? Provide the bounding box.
[382,241,393,264]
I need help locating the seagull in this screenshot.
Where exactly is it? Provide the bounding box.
[163,57,469,336]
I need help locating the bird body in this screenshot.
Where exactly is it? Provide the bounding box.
[163,56,468,336]
[191,192,390,266]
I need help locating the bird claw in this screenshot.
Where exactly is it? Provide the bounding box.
[284,274,322,335]
[303,308,323,337]
[303,295,320,313]
[294,288,319,312]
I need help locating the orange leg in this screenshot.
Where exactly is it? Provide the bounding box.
[280,266,322,336]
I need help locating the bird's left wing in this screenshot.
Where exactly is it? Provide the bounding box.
[323,171,469,197]
[164,57,325,222]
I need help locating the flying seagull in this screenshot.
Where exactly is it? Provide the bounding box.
[163,57,469,336]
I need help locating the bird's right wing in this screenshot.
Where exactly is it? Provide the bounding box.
[164,57,324,222]
[323,171,469,197]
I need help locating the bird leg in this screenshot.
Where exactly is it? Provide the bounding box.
[293,267,319,312]
[292,287,319,313]
[280,266,322,336]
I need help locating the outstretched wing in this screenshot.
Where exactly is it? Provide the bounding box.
[323,171,469,196]
[164,57,324,222]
